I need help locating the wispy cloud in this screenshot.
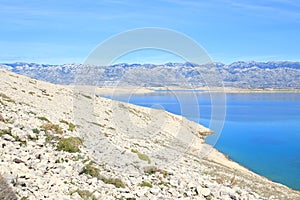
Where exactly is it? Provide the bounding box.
[226,0,300,19]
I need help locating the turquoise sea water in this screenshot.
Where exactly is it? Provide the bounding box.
[103,92,300,190]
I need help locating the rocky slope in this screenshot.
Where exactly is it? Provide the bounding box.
[0,69,300,200]
[1,61,300,88]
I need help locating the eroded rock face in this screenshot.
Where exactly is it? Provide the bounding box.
[0,69,299,200]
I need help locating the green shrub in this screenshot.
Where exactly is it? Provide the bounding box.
[0,129,26,146]
[139,181,152,188]
[45,133,59,143]
[28,111,37,115]
[60,120,76,132]
[32,128,40,134]
[41,123,63,134]
[57,137,82,153]
[0,129,11,137]
[82,164,100,177]
[143,166,168,177]
[131,149,151,164]
[0,93,15,103]
[70,190,96,200]
[27,134,38,141]
[99,176,125,188]
[37,116,50,122]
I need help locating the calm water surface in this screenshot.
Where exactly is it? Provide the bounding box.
[103,92,300,190]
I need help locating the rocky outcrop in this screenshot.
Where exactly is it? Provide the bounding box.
[0,69,300,199]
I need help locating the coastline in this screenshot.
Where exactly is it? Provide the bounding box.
[1,69,300,199]
[95,86,300,192]
[94,86,300,95]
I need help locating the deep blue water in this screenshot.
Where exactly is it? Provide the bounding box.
[103,92,300,190]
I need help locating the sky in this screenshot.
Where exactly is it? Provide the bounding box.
[0,0,300,64]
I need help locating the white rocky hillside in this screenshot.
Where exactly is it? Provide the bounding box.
[0,69,300,200]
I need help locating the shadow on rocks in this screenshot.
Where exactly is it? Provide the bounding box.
[0,174,18,200]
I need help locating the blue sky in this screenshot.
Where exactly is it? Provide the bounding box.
[0,0,300,64]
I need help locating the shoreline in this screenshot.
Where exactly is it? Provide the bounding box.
[94,86,300,95]
[96,86,300,192]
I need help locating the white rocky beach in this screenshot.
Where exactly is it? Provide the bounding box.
[1,69,300,200]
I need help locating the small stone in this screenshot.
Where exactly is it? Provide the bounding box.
[2,134,15,142]
[122,193,135,199]
[87,177,98,185]
[13,158,24,163]
[170,179,178,187]
[43,192,50,199]
[93,191,101,199]
[150,188,160,195]
[71,192,81,199]
[185,190,193,197]
[196,186,211,197]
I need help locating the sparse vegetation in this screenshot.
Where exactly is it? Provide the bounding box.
[27,134,38,141]
[29,80,36,84]
[32,128,40,134]
[37,116,50,122]
[60,120,76,131]
[90,121,105,128]
[0,129,12,137]
[72,155,84,161]
[57,137,82,153]
[41,123,63,134]
[28,91,35,95]
[0,129,27,146]
[14,135,27,146]
[45,133,59,143]
[0,93,15,103]
[28,111,37,115]
[70,189,96,200]
[131,149,151,164]
[99,176,125,188]
[139,181,152,188]
[205,195,212,200]
[82,162,100,177]
[143,166,168,177]
[108,126,116,131]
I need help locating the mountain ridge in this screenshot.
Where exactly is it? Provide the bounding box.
[1,61,300,88]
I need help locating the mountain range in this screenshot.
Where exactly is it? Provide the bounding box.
[1,61,300,88]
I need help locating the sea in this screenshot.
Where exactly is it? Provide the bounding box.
[103,91,300,190]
